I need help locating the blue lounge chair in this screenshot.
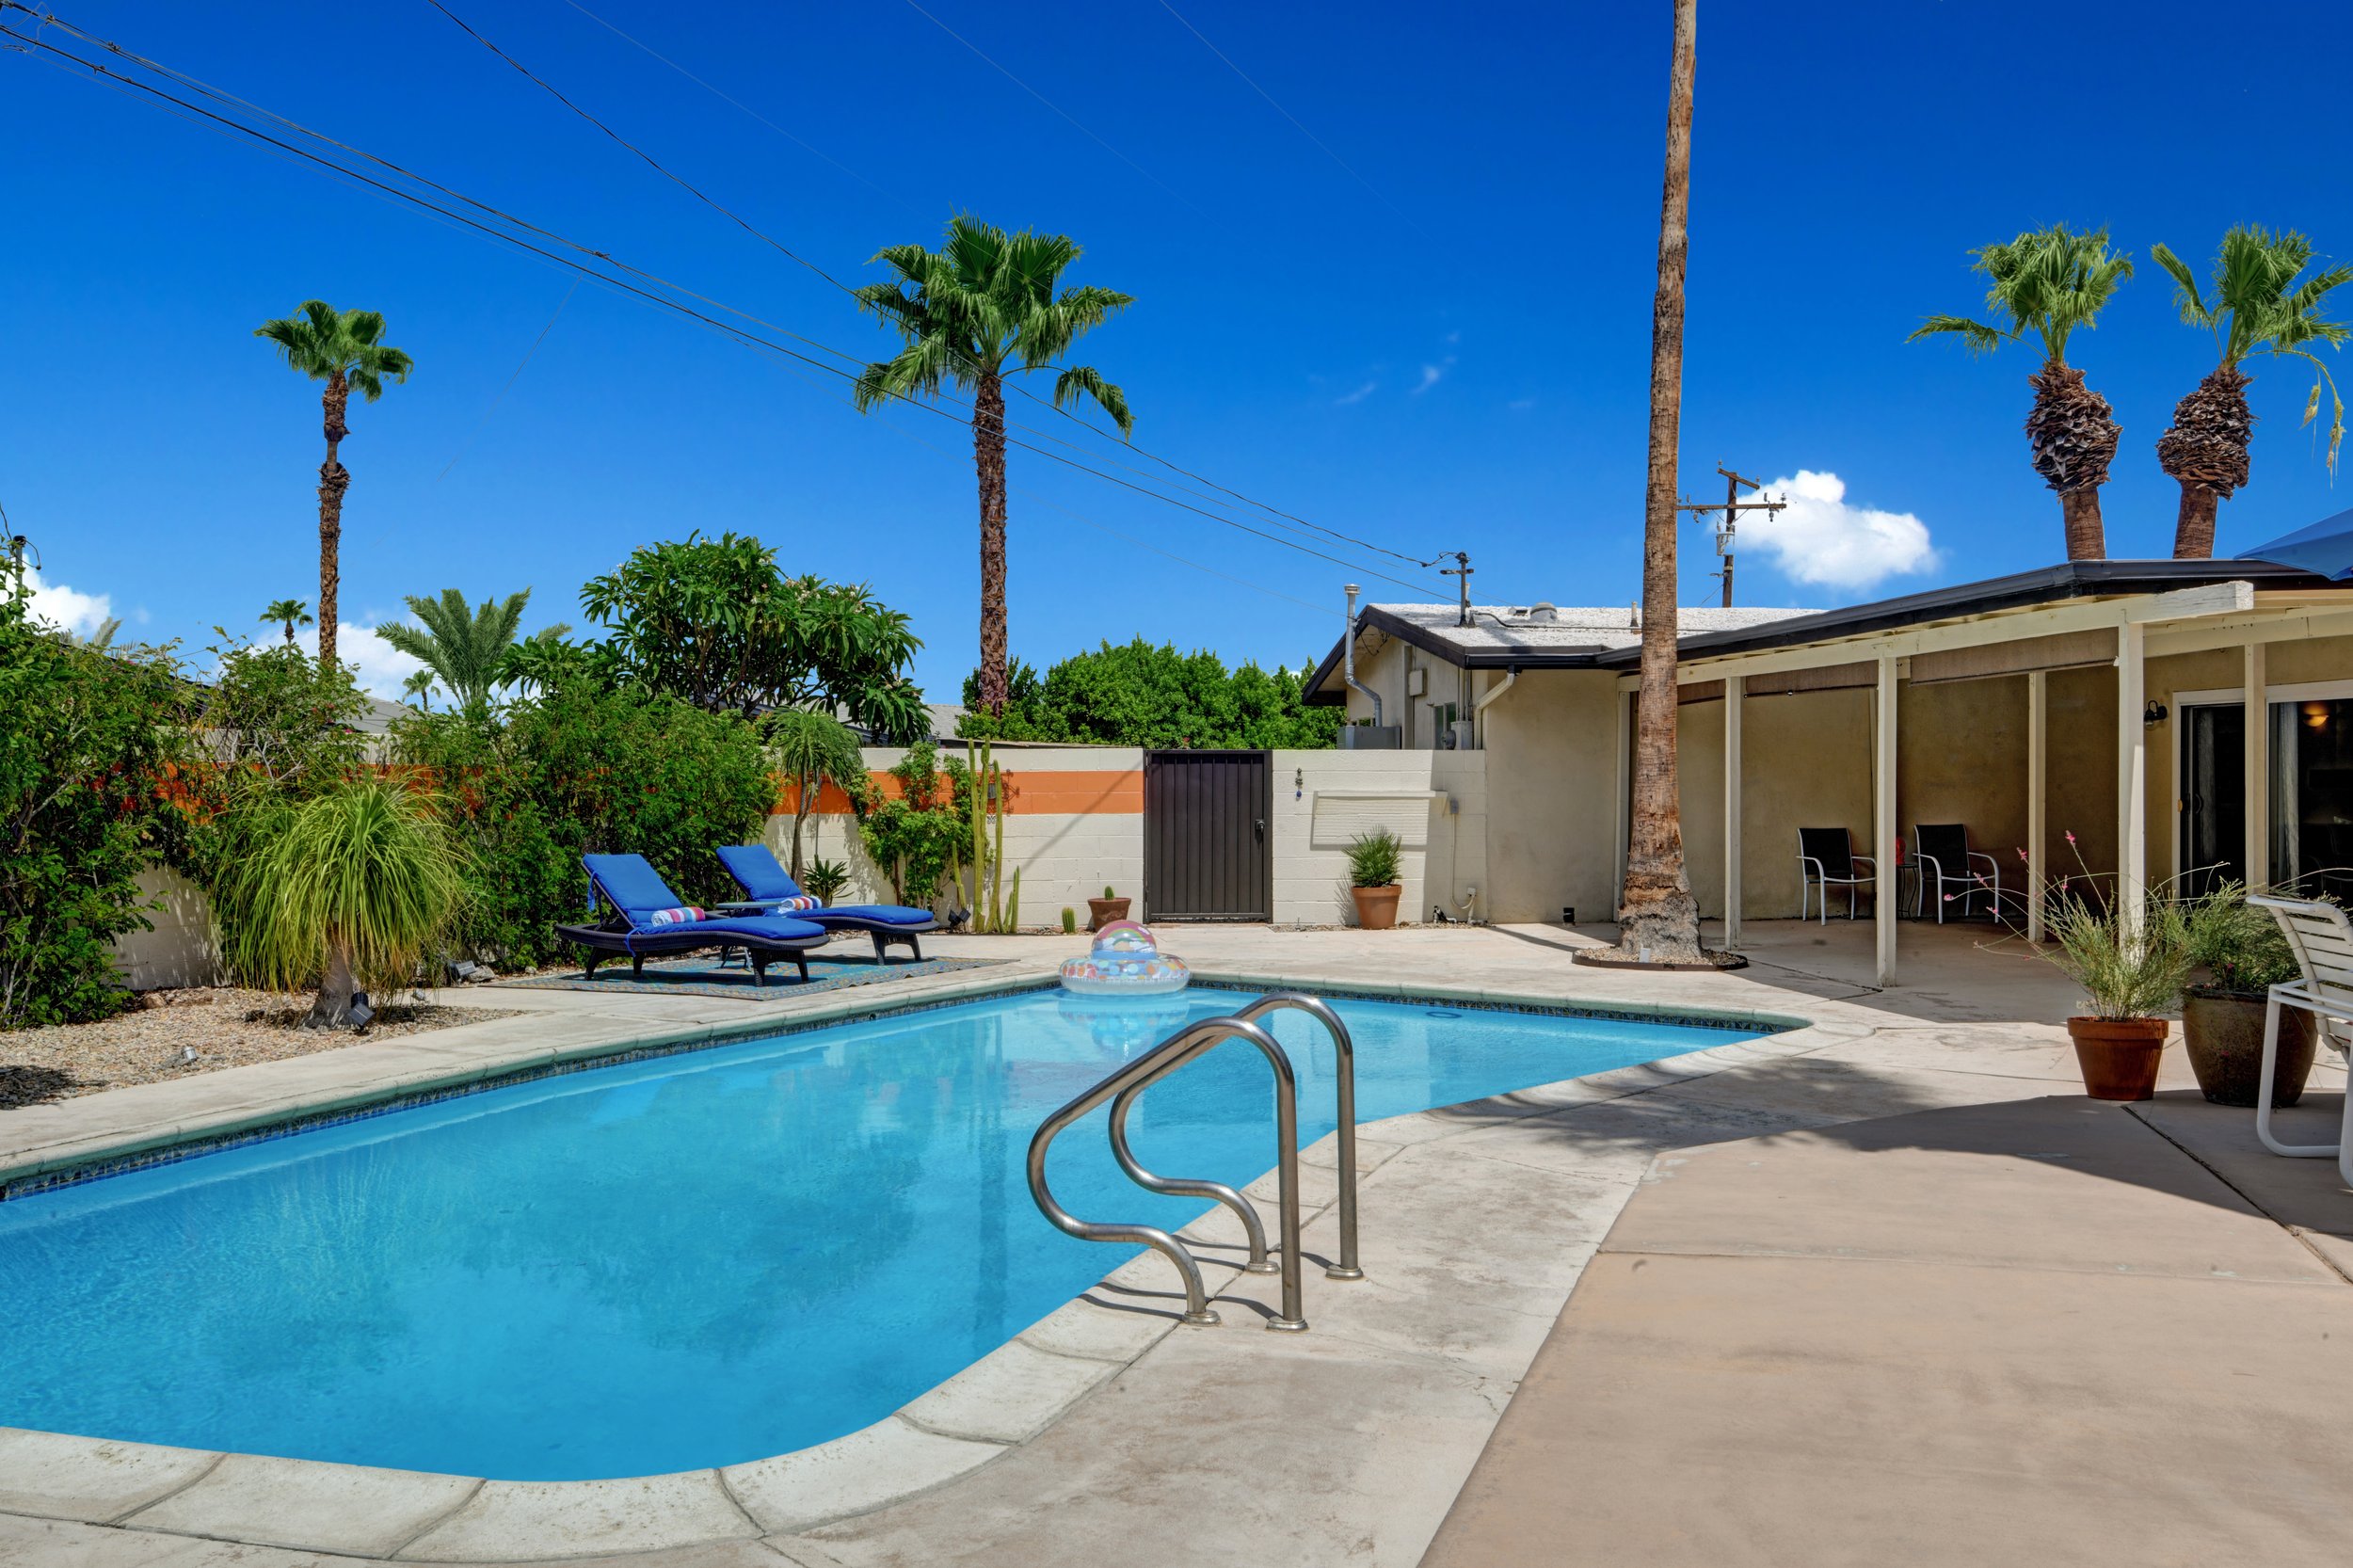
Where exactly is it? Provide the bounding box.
[556,854,830,984]
[714,843,939,962]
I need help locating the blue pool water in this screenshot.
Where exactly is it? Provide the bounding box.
[0,985,1756,1480]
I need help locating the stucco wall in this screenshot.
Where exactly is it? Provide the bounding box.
[1476,670,1620,923]
[1676,685,1874,920]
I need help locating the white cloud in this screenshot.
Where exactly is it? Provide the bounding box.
[1738,471,1938,592]
[24,569,113,638]
[247,621,425,700]
[1413,364,1443,393]
[1334,380,1377,406]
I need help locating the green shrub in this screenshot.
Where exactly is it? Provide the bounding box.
[391,680,774,968]
[0,590,196,1027]
[802,856,851,904]
[855,743,965,907]
[958,640,1341,747]
[1347,829,1402,888]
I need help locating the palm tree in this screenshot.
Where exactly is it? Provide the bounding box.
[376,587,568,710]
[763,708,865,877]
[1910,226,2133,561]
[2151,227,2352,558]
[254,302,413,670]
[402,669,439,712]
[853,216,1133,713]
[261,598,314,647]
[1618,0,1705,963]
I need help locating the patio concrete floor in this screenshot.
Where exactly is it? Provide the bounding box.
[1,919,2345,1566]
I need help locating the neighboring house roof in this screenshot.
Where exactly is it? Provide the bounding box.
[1305,601,1816,702]
[1590,558,2342,669]
[356,695,411,735]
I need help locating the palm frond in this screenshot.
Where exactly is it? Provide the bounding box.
[1052,365,1133,436]
[2150,243,2213,329]
[1907,313,2013,354]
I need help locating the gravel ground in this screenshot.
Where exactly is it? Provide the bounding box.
[1,988,513,1109]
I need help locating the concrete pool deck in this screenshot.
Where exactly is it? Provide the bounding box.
[1,920,2345,1564]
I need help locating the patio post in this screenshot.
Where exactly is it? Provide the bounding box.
[1874,655,1897,986]
[2118,622,2147,943]
[1723,674,1743,951]
[1612,688,1631,913]
[2026,670,2046,944]
[2244,642,2268,890]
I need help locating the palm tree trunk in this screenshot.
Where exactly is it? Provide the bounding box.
[973,369,1010,714]
[1619,0,1704,962]
[306,938,358,1029]
[2171,482,2222,559]
[316,374,352,671]
[2060,488,2106,562]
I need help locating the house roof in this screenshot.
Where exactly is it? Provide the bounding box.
[1304,600,1816,701]
[1305,559,2353,703]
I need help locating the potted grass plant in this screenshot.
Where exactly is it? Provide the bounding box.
[2181,883,2314,1107]
[1347,828,1404,930]
[2037,876,2194,1101]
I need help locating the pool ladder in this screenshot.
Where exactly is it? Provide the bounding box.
[1025,993,1361,1332]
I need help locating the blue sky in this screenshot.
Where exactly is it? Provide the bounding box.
[6,0,2352,697]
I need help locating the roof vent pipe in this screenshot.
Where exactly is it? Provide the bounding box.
[1342,584,1382,726]
[1528,602,1559,624]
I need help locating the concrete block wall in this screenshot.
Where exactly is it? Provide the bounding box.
[108,865,222,990]
[1270,749,1488,927]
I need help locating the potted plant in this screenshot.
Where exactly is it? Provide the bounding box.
[802,856,851,907]
[1347,828,1404,931]
[1088,885,1130,931]
[2180,884,2315,1107]
[2037,876,2194,1100]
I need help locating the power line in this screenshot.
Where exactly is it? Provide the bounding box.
[1151,0,1416,231]
[894,0,1206,219]
[435,278,578,482]
[1,4,1449,597]
[553,0,919,214]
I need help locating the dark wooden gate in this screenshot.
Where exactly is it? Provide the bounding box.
[1144,750,1271,921]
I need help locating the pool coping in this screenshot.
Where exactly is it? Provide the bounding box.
[0,968,1850,1562]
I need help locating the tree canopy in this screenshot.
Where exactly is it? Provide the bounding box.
[572,533,927,741]
[957,639,1340,749]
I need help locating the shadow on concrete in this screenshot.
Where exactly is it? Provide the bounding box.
[0,1064,90,1108]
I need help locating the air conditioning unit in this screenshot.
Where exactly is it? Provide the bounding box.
[1341,725,1401,750]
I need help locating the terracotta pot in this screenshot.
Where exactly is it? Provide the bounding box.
[1086,896,1130,932]
[2065,1016,2170,1101]
[1351,884,1401,931]
[2181,987,2315,1108]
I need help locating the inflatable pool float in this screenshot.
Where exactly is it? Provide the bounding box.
[1059,920,1191,996]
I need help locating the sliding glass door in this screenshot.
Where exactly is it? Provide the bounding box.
[2270,697,2353,901]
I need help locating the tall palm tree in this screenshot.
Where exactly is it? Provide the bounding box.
[261,599,314,646]
[1910,226,2133,561]
[1619,0,1705,963]
[763,708,865,877]
[2151,227,2351,558]
[376,587,567,710]
[254,302,413,670]
[852,216,1133,713]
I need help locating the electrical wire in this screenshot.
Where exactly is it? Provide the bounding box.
[436,278,578,481]
[1,3,1450,597]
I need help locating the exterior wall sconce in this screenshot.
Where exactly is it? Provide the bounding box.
[2143,700,2169,727]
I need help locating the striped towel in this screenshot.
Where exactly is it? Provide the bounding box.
[646,906,707,926]
[771,895,822,912]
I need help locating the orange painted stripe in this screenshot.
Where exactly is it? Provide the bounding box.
[774,768,1143,816]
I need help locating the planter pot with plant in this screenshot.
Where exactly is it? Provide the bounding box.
[2181,882,2315,1107]
[1348,828,1404,931]
[2035,848,2194,1101]
[1088,886,1130,931]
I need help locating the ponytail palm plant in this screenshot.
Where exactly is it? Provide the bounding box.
[2150,227,2351,558]
[220,777,466,1028]
[1910,226,2133,561]
[253,302,412,671]
[852,216,1134,714]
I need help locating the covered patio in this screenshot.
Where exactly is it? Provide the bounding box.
[1607,562,2353,984]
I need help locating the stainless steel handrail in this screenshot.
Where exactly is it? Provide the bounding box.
[1027,1015,1306,1330]
[1111,992,1362,1282]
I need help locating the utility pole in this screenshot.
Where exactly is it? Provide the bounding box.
[1677,464,1784,607]
[1434,551,1473,627]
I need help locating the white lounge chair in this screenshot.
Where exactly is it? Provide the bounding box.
[2248,895,2353,1188]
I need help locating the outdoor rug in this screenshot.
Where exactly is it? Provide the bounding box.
[495,953,1007,1000]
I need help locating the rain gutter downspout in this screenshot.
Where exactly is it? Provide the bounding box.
[1473,664,1518,748]
[1342,584,1382,725]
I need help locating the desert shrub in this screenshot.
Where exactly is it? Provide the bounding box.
[855,743,968,907]
[391,680,774,968]
[0,588,196,1027]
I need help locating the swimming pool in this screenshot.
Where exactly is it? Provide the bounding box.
[0,984,1760,1480]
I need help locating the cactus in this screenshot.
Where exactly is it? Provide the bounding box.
[1004,867,1020,933]
[1061,906,1077,935]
